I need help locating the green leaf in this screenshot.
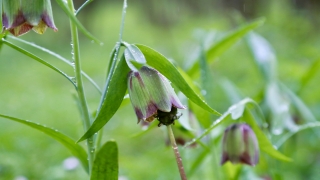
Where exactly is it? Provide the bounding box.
[275,122,320,148]
[7,35,102,94]
[136,44,221,116]
[220,79,243,104]
[177,67,212,128]
[297,57,320,93]
[199,45,215,107]
[188,148,210,176]
[78,55,130,142]
[124,43,146,71]
[188,18,265,75]
[0,113,89,172]
[246,32,277,82]
[281,84,317,122]
[55,0,101,44]
[2,39,76,88]
[90,141,118,180]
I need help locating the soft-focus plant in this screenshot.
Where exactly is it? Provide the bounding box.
[1,0,320,179]
[2,0,57,36]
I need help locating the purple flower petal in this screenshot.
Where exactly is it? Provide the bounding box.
[41,12,57,31]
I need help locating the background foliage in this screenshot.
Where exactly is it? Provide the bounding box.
[1,0,320,179]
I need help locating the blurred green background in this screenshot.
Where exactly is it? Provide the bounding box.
[1,0,320,179]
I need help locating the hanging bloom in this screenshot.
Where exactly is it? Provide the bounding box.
[2,0,57,36]
[127,66,185,126]
[221,123,259,166]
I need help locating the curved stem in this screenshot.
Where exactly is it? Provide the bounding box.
[67,0,95,173]
[167,125,187,180]
[96,0,128,148]
[76,0,94,15]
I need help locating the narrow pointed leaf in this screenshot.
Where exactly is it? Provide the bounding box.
[136,44,220,116]
[90,141,118,180]
[188,18,265,76]
[178,67,212,128]
[246,32,277,82]
[199,45,216,113]
[220,79,243,104]
[276,122,320,148]
[0,114,89,172]
[207,18,265,60]
[188,149,210,176]
[2,40,76,88]
[7,35,102,94]
[78,56,130,142]
[55,0,101,44]
[298,57,320,93]
[281,84,317,122]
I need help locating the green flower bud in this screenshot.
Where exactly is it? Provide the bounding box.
[2,0,57,36]
[128,66,185,124]
[221,123,259,166]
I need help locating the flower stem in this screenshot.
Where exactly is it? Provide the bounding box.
[107,0,127,78]
[67,0,95,173]
[75,0,94,15]
[96,0,128,147]
[167,125,188,180]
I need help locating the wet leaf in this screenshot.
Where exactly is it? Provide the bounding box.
[276,122,320,148]
[0,114,89,172]
[297,57,320,93]
[188,18,265,76]
[90,141,118,180]
[2,40,76,88]
[178,67,212,128]
[136,44,220,116]
[7,35,102,94]
[246,32,276,82]
[78,55,130,142]
[124,43,146,71]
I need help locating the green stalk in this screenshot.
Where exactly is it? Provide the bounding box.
[107,0,127,80]
[167,125,187,180]
[75,0,94,15]
[96,0,127,149]
[66,0,95,173]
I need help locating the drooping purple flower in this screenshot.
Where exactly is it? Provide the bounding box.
[127,66,185,125]
[2,0,57,36]
[221,123,259,166]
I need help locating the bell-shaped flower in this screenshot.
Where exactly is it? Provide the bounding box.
[127,66,185,124]
[2,0,57,36]
[221,123,259,166]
